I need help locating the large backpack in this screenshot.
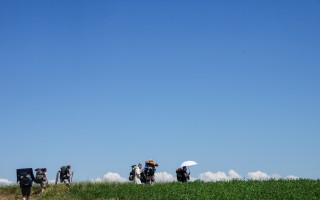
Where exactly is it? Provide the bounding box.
[140,171,146,183]
[17,168,33,186]
[20,173,33,186]
[176,168,184,182]
[144,166,155,176]
[60,166,68,179]
[35,170,45,183]
[129,168,135,181]
[145,160,158,167]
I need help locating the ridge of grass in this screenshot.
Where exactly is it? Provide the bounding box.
[1,179,320,200]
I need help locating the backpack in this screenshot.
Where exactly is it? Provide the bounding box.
[17,168,33,186]
[129,168,135,181]
[144,166,155,176]
[35,171,45,183]
[145,160,158,167]
[140,171,146,183]
[176,168,184,182]
[20,173,33,186]
[60,166,68,178]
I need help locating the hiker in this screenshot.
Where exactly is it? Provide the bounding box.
[129,165,136,181]
[176,166,190,182]
[17,168,35,200]
[59,165,72,187]
[35,168,48,194]
[134,163,143,184]
[140,168,147,184]
[144,160,158,184]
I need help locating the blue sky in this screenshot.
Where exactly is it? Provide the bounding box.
[1,0,320,183]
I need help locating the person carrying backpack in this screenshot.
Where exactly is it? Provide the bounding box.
[144,160,158,184]
[176,166,190,182]
[58,165,72,187]
[176,168,184,182]
[128,165,136,182]
[35,168,48,194]
[17,168,35,200]
[134,163,144,184]
[139,168,146,184]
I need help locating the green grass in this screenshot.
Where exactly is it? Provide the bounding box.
[1,179,320,200]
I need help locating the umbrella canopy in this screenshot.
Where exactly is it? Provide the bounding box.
[180,160,198,167]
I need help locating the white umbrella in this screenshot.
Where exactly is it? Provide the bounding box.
[180,160,198,175]
[180,160,198,167]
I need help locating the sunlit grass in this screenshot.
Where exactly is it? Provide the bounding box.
[1,179,319,200]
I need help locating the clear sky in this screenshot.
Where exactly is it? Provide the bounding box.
[1,0,320,183]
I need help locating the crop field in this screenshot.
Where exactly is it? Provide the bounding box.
[1,179,319,200]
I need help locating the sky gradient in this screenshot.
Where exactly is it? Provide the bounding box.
[1,0,320,184]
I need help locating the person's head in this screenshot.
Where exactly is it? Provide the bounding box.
[183,166,187,170]
[67,165,71,169]
[138,163,142,168]
[131,165,136,169]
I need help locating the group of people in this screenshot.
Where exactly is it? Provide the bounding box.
[129,160,190,184]
[129,160,159,184]
[16,161,190,199]
[16,165,72,200]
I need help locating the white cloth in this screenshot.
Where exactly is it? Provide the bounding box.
[134,167,142,184]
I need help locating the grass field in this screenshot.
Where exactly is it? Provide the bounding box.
[1,179,319,200]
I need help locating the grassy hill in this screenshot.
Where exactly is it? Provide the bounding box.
[1,179,319,200]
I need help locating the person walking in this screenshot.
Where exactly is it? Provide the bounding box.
[176,166,190,182]
[181,166,190,182]
[59,165,72,187]
[35,168,48,194]
[144,160,158,184]
[17,168,35,200]
[134,163,143,185]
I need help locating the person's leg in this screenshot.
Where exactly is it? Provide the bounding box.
[26,186,31,200]
[21,188,24,200]
[21,186,31,200]
[151,177,155,184]
[134,177,142,184]
[146,176,153,184]
[64,178,71,187]
[40,181,46,194]
[21,186,26,200]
